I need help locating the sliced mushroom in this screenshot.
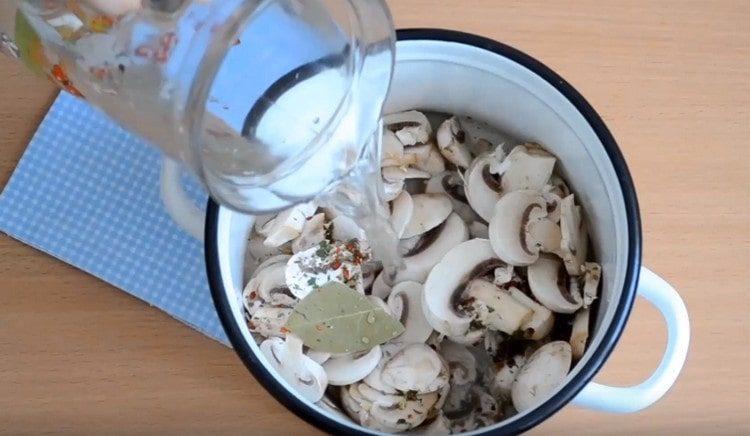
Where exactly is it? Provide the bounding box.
[415,412,451,435]
[248,307,293,337]
[387,282,433,344]
[457,116,515,156]
[488,189,549,266]
[511,341,572,412]
[439,340,477,385]
[381,343,448,394]
[464,279,534,335]
[307,349,332,365]
[323,345,382,386]
[245,231,291,274]
[258,202,317,247]
[425,171,480,224]
[260,335,328,403]
[494,144,556,193]
[381,129,408,167]
[402,194,452,239]
[395,213,469,284]
[291,213,326,253]
[422,239,498,337]
[508,287,555,340]
[560,194,589,275]
[527,216,563,255]
[389,191,414,238]
[490,354,526,400]
[581,262,601,307]
[436,117,473,168]
[382,166,431,202]
[527,254,583,314]
[570,309,590,360]
[464,154,504,222]
[406,144,447,175]
[340,384,370,422]
[357,383,403,407]
[244,256,296,307]
[447,328,485,346]
[384,110,432,146]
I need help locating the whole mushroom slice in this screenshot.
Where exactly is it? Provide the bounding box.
[340,384,371,420]
[402,194,453,239]
[581,262,602,307]
[490,354,526,400]
[384,110,433,146]
[260,335,328,403]
[436,117,473,168]
[511,341,572,412]
[527,216,563,255]
[405,229,463,277]
[464,279,534,335]
[357,383,403,407]
[425,171,480,223]
[323,345,382,386]
[249,307,293,337]
[488,189,549,266]
[388,191,414,238]
[291,213,326,253]
[382,166,431,202]
[439,340,477,386]
[381,343,448,394]
[259,202,317,247]
[306,349,332,365]
[387,281,433,344]
[495,144,557,192]
[422,239,497,337]
[508,287,555,340]
[464,153,504,222]
[570,308,590,360]
[560,194,589,275]
[528,254,583,314]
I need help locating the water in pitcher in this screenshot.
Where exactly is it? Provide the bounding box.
[0,0,401,266]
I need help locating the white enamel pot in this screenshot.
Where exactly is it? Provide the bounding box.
[204,29,690,435]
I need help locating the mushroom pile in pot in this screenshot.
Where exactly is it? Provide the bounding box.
[242,110,601,434]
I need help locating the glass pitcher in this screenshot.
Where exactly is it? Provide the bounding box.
[0,0,395,215]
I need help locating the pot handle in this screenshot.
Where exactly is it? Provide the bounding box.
[160,157,205,242]
[571,267,690,413]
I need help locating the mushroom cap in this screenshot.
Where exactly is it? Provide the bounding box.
[511,341,572,412]
[464,154,504,222]
[387,281,434,344]
[527,254,583,314]
[402,194,453,239]
[388,191,414,239]
[570,308,590,360]
[381,343,448,394]
[488,189,548,266]
[422,239,497,337]
[439,340,477,385]
[260,335,328,403]
[436,117,473,168]
[560,194,589,275]
[323,345,382,386]
[394,213,469,284]
[497,144,557,193]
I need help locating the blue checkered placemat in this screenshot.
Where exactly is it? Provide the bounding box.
[0,92,229,344]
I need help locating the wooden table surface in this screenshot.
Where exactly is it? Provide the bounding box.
[1,1,748,434]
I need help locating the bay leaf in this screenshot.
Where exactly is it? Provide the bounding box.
[285,281,405,354]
